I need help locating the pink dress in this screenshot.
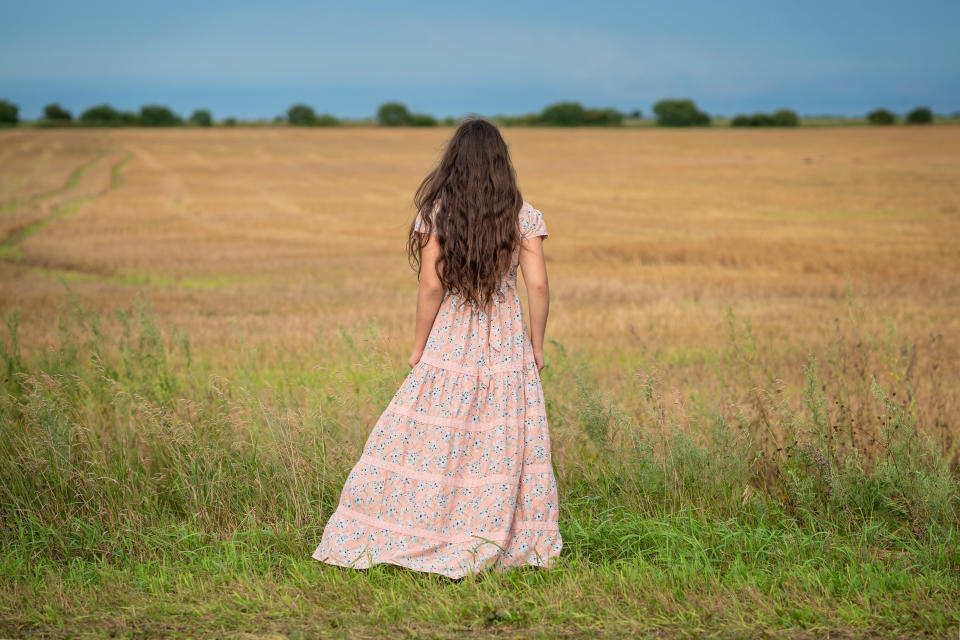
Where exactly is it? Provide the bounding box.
[311,200,562,579]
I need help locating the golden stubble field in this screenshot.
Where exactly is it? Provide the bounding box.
[1,125,958,444]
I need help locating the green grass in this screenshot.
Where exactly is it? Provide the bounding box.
[0,296,957,638]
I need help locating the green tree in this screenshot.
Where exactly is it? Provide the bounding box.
[43,103,72,121]
[652,98,710,126]
[584,107,624,126]
[377,102,412,126]
[314,114,340,126]
[771,109,799,126]
[408,113,437,126]
[494,113,540,126]
[629,109,642,119]
[223,117,237,127]
[539,102,586,126]
[287,103,317,126]
[0,99,20,125]
[905,106,933,124]
[189,109,213,127]
[867,108,896,125]
[732,111,797,127]
[139,104,182,126]
[80,104,122,124]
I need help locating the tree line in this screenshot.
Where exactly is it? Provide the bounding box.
[0,98,949,128]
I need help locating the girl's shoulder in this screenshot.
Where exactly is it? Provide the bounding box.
[414,199,442,234]
[518,200,548,240]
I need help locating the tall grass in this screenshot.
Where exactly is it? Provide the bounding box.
[1,296,958,637]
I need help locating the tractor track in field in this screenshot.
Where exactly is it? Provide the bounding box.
[0,148,228,289]
[0,151,133,265]
[0,153,103,214]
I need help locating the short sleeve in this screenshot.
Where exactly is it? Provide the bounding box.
[519,202,548,240]
[413,201,440,235]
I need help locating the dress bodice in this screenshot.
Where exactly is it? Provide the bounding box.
[416,200,548,370]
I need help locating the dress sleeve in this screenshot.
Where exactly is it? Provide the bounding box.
[413,202,439,235]
[519,202,548,240]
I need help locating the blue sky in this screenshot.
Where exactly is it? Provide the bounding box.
[2,0,958,120]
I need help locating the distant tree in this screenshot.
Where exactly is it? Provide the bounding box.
[495,113,542,126]
[629,109,642,119]
[378,102,412,126]
[866,108,896,125]
[189,109,213,127]
[139,104,182,126]
[408,112,437,126]
[0,99,19,125]
[80,104,122,124]
[771,108,799,126]
[652,98,710,126]
[273,115,285,124]
[442,116,457,126]
[731,110,797,127]
[314,114,341,126]
[538,102,586,126]
[223,117,237,126]
[43,102,72,121]
[905,106,933,124]
[584,107,624,126]
[287,103,317,126]
[119,111,139,125]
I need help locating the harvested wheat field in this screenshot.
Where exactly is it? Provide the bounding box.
[2,126,959,433]
[2,126,959,637]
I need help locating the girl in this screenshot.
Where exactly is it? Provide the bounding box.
[312,118,562,579]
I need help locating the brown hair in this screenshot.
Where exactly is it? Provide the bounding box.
[407,117,523,309]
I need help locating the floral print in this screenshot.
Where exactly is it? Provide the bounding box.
[312,201,560,579]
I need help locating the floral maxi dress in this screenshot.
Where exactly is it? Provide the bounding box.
[311,201,562,579]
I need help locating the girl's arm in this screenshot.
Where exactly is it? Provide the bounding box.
[409,233,444,367]
[518,235,549,373]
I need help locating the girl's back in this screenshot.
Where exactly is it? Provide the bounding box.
[414,199,548,370]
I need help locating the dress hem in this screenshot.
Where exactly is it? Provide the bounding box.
[330,504,559,543]
[311,544,561,580]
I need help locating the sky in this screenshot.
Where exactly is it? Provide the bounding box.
[2,0,958,120]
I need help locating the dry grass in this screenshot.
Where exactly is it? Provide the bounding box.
[1,126,958,444]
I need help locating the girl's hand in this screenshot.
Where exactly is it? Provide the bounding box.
[533,349,545,373]
[408,348,423,368]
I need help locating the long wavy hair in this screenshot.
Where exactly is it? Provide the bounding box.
[407,118,523,310]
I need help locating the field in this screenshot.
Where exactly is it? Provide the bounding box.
[1,127,959,638]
